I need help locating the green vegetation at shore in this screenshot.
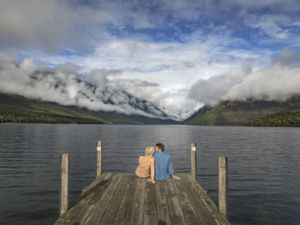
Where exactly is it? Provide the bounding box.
[4,91,300,127]
[0,108,108,124]
[245,111,300,127]
[185,96,300,127]
[0,93,176,124]
[0,94,109,124]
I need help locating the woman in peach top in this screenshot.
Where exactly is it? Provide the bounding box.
[135,146,156,184]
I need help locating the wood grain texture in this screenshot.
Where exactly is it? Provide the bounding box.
[219,156,228,217]
[155,180,170,225]
[190,142,197,179]
[60,154,69,216]
[53,173,231,225]
[112,175,139,225]
[96,141,102,177]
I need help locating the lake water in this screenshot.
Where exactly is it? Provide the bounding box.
[0,124,300,225]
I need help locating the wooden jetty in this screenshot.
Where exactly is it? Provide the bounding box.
[54,142,231,225]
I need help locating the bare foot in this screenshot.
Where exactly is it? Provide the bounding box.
[147,178,156,184]
[172,175,181,180]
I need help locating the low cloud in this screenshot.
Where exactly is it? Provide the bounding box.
[189,49,300,105]
[0,51,204,120]
[188,59,253,105]
[21,37,266,118]
[56,63,81,74]
[0,54,169,119]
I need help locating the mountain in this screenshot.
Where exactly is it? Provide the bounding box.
[184,96,300,126]
[0,92,177,124]
[0,67,179,124]
[27,71,171,119]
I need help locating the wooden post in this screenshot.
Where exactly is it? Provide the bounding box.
[60,153,69,216]
[191,142,197,179]
[97,140,102,177]
[218,156,228,216]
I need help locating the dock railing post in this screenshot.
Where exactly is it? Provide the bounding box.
[97,140,102,177]
[60,153,69,216]
[191,142,197,179]
[218,155,228,216]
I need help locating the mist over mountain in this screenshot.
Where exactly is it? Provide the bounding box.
[1,0,300,125]
[188,48,300,106]
[186,48,300,126]
[185,96,300,126]
[0,53,172,120]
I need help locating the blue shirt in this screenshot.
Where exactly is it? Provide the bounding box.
[153,152,174,180]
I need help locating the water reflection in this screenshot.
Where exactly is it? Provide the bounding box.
[0,124,300,225]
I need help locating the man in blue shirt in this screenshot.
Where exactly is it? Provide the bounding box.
[152,143,181,181]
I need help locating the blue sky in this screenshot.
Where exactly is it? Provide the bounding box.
[0,0,300,118]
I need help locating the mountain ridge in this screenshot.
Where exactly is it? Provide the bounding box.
[0,92,178,124]
[184,96,300,126]
[27,71,171,119]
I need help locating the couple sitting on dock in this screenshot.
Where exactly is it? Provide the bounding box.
[135,143,181,184]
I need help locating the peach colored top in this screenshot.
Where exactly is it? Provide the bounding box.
[135,156,155,179]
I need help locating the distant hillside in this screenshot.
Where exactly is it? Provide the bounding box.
[184,96,300,126]
[245,111,300,127]
[0,93,177,124]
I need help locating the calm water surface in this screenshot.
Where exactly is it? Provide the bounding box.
[0,124,300,225]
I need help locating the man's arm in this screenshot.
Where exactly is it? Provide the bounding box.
[167,157,174,175]
[168,156,181,180]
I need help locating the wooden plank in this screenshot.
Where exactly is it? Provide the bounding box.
[79,173,113,201]
[176,175,217,225]
[80,173,123,225]
[112,175,137,225]
[128,177,146,225]
[212,211,231,225]
[68,173,115,225]
[171,177,206,225]
[144,181,158,225]
[113,175,146,225]
[53,173,231,225]
[99,174,131,225]
[54,173,113,225]
[184,175,230,225]
[155,181,170,225]
[185,175,218,213]
[164,178,188,225]
[183,173,208,194]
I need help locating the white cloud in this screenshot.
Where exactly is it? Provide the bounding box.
[188,59,253,105]
[15,32,271,118]
[248,15,289,39]
[189,49,300,106]
[1,0,299,120]
[0,55,170,118]
[244,13,300,42]
[0,0,118,51]
[1,0,299,52]
[225,65,300,102]
[70,38,259,116]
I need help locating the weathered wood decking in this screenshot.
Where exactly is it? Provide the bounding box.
[54,173,231,225]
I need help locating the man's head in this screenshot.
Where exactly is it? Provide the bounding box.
[155,143,164,152]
